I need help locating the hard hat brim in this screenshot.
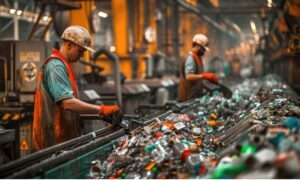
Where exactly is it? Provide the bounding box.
[61,37,95,53]
[84,46,95,53]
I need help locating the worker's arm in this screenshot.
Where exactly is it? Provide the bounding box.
[184,56,208,82]
[184,56,218,83]
[61,98,120,117]
[44,60,120,117]
[60,97,99,114]
[186,73,218,83]
[185,74,204,81]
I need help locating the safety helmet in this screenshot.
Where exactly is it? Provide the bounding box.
[192,34,209,51]
[61,25,95,52]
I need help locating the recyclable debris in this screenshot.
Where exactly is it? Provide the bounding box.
[87,75,300,179]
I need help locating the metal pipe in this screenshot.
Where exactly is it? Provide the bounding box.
[28,4,46,41]
[171,0,180,58]
[93,49,123,109]
[145,54,153,78]
[79,59,104,73]
[127,0,135,52]
[0,19,14,33]
[40,19,53,40]
[190,7,279,14]
[0,57,8,103]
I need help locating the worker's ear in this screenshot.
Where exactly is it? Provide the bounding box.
[66,41,73,50]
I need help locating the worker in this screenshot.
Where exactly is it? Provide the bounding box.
[178,34,218,101]
[32,26,122,151]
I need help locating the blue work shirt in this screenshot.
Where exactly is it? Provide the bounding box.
[42,58,74,105]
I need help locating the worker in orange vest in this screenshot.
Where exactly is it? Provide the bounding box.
[32,26,121,151]
[178,34,218,102]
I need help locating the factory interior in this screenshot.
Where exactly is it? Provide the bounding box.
[0,0,300,178]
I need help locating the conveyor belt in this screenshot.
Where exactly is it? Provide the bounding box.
[8,129,126,178]
[0,110,173,178]
[0,126,116,178]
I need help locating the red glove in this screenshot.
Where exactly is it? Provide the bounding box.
[202,73,218,83]
[99,105,120,117]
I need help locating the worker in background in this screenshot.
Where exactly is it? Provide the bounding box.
[32,26,121,151]
[178,34,218,101]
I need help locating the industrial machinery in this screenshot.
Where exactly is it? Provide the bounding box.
[78,49,151,117]
[125,53,179,106]
[0,41,49,158]
[0,41,48,104]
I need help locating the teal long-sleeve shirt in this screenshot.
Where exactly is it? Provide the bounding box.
[184,55,197,75]
[42,58,74,105]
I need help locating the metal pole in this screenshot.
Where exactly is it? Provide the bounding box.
[172,0,179,58]
[40,19,52,40]
[14,0,19,40]
[0,20,14,33]
[28,4,46,41]
[146,54,153,78]
[93,49,123,109]
[0,57,8,103]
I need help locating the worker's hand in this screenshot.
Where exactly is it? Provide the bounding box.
[111,109,123,126]
[99,105,120,117]
[202,73,218,83]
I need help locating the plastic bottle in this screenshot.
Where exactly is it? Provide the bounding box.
[185,153,205,174]
[172,142,189,160]
[125,172,141,179]
[240,144,256,156]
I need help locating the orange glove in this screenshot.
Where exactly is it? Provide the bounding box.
[202,73,218,83]
[99,105,120,117]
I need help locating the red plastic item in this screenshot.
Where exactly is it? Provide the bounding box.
[181,150,192,161]
[154,132,164,138]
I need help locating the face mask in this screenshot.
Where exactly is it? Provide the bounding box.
[197,49,205,57]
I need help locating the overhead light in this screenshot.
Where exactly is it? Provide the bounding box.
[265,30,269,35]
[110,46,116,52]
[232,23,242,33]
[267,0,272,7]
[98,11,108,18]
[43,16,52,22]
[250,20,257,34]
[16,10,22,16]
[9,9,16,14]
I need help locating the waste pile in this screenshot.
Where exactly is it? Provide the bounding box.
[88,75,300,179]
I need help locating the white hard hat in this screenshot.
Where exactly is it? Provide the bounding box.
[192,34,209,51]
[61,25,95,53]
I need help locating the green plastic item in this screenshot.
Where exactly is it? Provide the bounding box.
[145,144,157,153]
[212,90,219,96]
[121,173,127,178]
[211,164,246,179]
[152,167,158,173]
[240,144,256,155]
[181,139,193,146]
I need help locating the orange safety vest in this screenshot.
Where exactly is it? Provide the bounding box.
[178,52,204,102]
[32,49,80,151]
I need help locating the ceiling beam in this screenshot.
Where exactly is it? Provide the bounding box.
[197,7,280,14]
[175,0,237,39]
